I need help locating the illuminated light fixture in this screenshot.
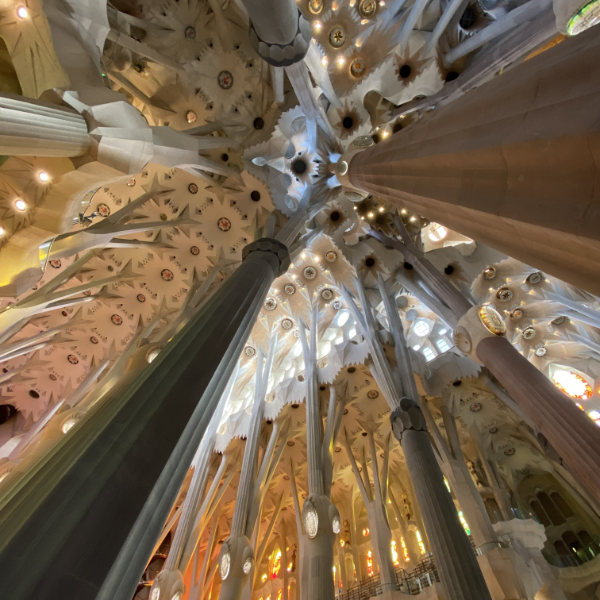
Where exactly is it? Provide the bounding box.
[391,540,399,566]
[314,20,322,30]
[355,39,362,48]
[321,56,328,67]
[382,130,389,138]
[367,211,374,218]
[301,252,306,259]
[16,6,28,18]
[552,369,593,400]
[363,527,369,536]
[412,319,431,337]
[0,227,4,236]
[361,17,369,24]
[379,0,385,4]
[15,199,26,211]
[38,171,49,182]
[378,206,384,212]
[353,206,357,210]
[409,216,417,222]
[261,574,268,582]
[589,411,600,426]
[338,56,345,66]
[566,0,600,35]
[314,256,320,262]
[458,511,471,536]
[401,208,407,214]
[428,222,448,242]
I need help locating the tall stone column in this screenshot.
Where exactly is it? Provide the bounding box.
[391,400,492,600]
[298,307,340,600]
[344,27,600,296]
[0,238,290,600]
[0,93,90,157]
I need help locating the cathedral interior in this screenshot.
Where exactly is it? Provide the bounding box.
[0,0,599,599]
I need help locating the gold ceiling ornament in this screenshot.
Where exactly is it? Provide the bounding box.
[358,0,377,18]
[478,305,506,336]
[308,0,324,14]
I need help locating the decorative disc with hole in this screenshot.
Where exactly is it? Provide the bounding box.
[161,269,174,281]
[68,354,79,364]
[329,25,346,48]
[367,390,379,399]
[49,259,61,269]
[281,318,293,330]
[489,427,498,434]
[218,70,234,89]
[504,447,516,456]
[333,300,343,310]
[510,308,523,320]
[478,305,506,336]
[284,283,296,295]
[325,251,337,262]
[186,110,197,124]
[50,373,58,380]
[264,297,277,311]
[245,346,256,356]
[321,289,334,301]
[535,346,547,356]
[304,266,317,280]
[527,272,543,284]
[350,58,365,77]
[217,217,232,232]
[358,0,377,17]
[111,314,123,326]
[90,336,99,344]
[188,183,198,194]
[190,246,200,255]
[137,294,146,302]
[127,178,136,187]
[97,203,111,217]
[308,0,323,13]
[483,267,496,280]
[522,326,536,340]
[496,287,513,302]
[184,25,196,40]
[470,402,482,412]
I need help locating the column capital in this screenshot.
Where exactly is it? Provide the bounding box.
[248,9,311,67]
[390,398,427,443]
[242,238,290,276]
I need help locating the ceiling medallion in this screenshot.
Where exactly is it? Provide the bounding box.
[567,0,600,35]
[281,318,294,330]
[188,246,200,257]
[496,287,513,302]
[522,326,536,340]
[218,70,234,90]
[96,203,111,217]
[527,272,543,285]
[217,217,232,232]
[188,183,198,194]
[160,213,168,221]
[321,289,334,301]
[243,558,253,575]
[161,269,174,281]
[49,373,58,380]
[535,346,547,357]
[293,330,300,338]
[367,390,379,399]
[111,314,123,326]
[478,305,506,336]
[308,0,323,14]
[552,316,567,326]
[67,354,79,364]
[186,110,197,124]
[184,25,196,40]
[245,346,256,357]
[325,250,337,262]
[90,336,99,344]
[504,447,516,456]
[303,266,317,280]
[328,25,346,48]
[483,267,496,280]
[350,58,365,78]
[284,283,296,295]
[358,0,377,18]
[264,297,277,311]
[489,426,498,434]
[470,402,482,412]
[127,178,136,187]
[135,294,146,304]
[333,300,343,310]
[510,308,523,320]
[352,136,374,148]
[49,259,61,269]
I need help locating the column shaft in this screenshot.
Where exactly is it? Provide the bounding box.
[0,93,90,157]
[0,240,289,600]
[348,27,600,295]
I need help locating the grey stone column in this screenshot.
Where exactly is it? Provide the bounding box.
[391,400,492,600]
[0,93,90,157]
[0,238,290,600]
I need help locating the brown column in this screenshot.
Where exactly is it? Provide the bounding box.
[477,335,600,504]
[348,26,600,295]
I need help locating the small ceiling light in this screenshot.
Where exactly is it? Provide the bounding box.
[337,56,345,66]
[15,199,26,211]
[353,206,357,210]
[379,0,385,4]
[401,208,407,214]
[409,216,417,222]
[16,6,28,18]
[314,20,322,30]
[301,252,306,259]
[382,130,389,138]
[321,56,328,67]
[378,206,385,212]
[314,256,320,262]
[38,171,49,183]
[0,226,4,236]
[367,212,374,218]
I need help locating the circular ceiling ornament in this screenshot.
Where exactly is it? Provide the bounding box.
[321,289,334,301]
[190,246,200,256]
[350,58,365,78]
[553,316,567,326]
[96,203,111,217]
[535,346,547,357]
[352,136,374,148]
[337,161,349,176]
[161,269,174,281]
[281,318,294,330]
[504,447,516,456]
[245,346,256,357]
[61,416,81,434]
[284,283,296,295]
[160,213,168,221]
[49,259,61,269]
[220,551,231,580]
[329,25,346,48]
[470,402,482,412]
[90,336,99,345]
[333,300,343,310]
[478,305,506,336]
[49,373,58,381]
[147,348,161,364]
[184,25,196,40]
[496,287,513,302]
[510,308,523,320]
[264,297,277,311]
[243,558,253,575]
[217,217,232,232]
[567,0,600,35]
[527,272,543,285]
[217,70,234,90]
[325,251,337,262]
[111,314,123,326]
[522,326,536,340]
[188,183,198,194]
[489,426,498,434]
[304,266,317,280]
[304,505,319,538]
[186,110,197,124]
[137,294,146,302]
[483,267,496,280]
[293,330,300,338]
[128,178,136,187]
[358,0,377,17]
[367,390,379,399]
[292,159,307,175]
[250,190,261,202]
[332,514,341,534]
[308,0,323,13]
